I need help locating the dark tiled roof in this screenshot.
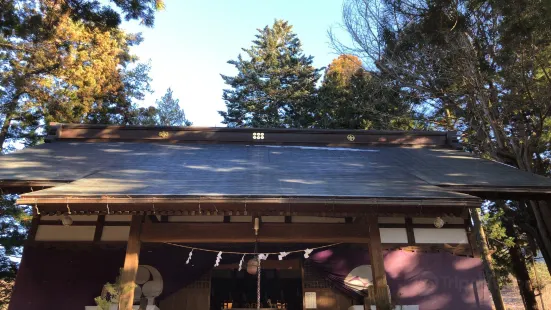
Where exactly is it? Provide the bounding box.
[1,141,550,201]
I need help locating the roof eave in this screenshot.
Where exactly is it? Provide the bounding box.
[17,195,482,208]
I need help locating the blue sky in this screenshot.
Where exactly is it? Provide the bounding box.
[121,0,347,126]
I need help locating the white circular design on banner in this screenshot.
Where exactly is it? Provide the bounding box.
[133,265,163,303]
[344,265,373,290]
[135,266,151,285]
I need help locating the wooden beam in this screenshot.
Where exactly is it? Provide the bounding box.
[216,259,301,270]
[366,215,391,310]
[118,215,143,310]
[141,222,370,243]
[49,123,450,147]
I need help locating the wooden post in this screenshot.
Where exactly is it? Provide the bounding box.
[94,215,106,242]
[301,259,306,310]
[118,215,144,310]
[405,217,415,245]
[365,215,391,310]
[464,218,480,258]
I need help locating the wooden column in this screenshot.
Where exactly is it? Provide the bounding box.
[94,215,106,242]
[405,217,415,245]
[464,218,480,258]
[118,215,144,310]
[365,215,391,310]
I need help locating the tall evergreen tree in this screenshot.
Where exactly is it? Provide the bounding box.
[220,20,322,128]
[333,0,551,308]
[316,55,415,130]
[155,88,191,126]
[0,1,163,307]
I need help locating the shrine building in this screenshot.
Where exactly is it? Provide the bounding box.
[2,123,551,310]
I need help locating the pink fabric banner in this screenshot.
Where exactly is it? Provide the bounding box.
[310,247,492,310]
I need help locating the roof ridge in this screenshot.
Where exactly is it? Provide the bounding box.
[46,123,459,148]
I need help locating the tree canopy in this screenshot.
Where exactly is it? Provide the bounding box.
[220,19,322,128]
[315,54,415,130]
[332,0,551,308]
[0,1,165,307]
[0,0,165,151]
[156,88,192,126]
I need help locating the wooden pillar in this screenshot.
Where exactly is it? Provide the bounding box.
[464,218,480,258]
[405,217,415,245]
[94,215,106,242]
[365,215,391,310]
[118,215,144,310]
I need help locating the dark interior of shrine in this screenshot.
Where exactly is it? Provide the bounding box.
[210,268,303,310]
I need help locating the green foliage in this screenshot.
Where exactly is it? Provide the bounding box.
[335,0,551,304]
[94,269,138,310]
[1,0,164,149]
[129,106,160,126]
[220,19,322,128]
[85,61,155,125]
[156,88,192,126]
[481,207,515,287]
[94,270,122,310]
[530,261,551,291]
[0,0,163,307]
[0,0,162,35]
[315,55,416,130]
[0,196,30,258]
[0,196,31,308]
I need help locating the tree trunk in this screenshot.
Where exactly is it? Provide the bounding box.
[503,219,539,310]
[470,208,506,310]
[0,113,13,151]
[0,96,19,151]
[530,201,551,275]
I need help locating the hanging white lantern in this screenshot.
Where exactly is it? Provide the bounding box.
[246,258,259,275]
[434,217,445,228]
[61,214,73,226]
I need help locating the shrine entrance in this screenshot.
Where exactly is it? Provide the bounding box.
[211,259,303,310]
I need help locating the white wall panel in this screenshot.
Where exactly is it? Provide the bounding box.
[101,226,130,241]
[380,228,408,243]
[261,216,285,223]
[230,216,253,223]
[413,228,468,244]
[412,217,464,225]
[35,225,95,241]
